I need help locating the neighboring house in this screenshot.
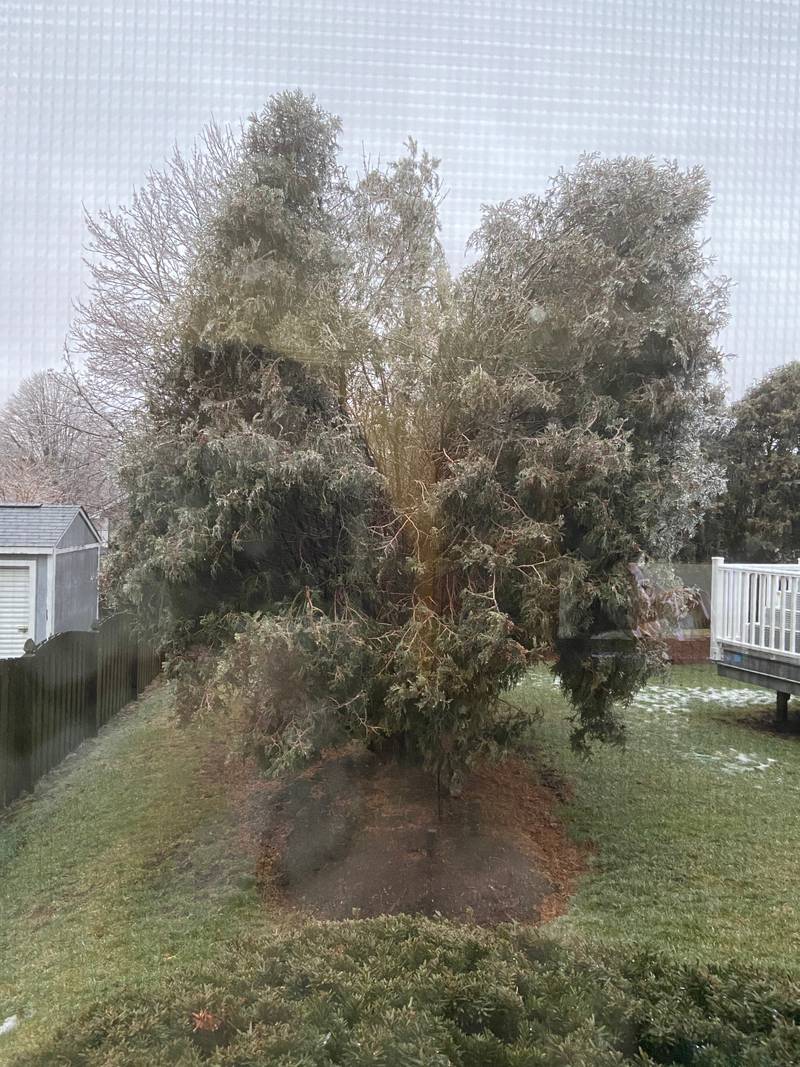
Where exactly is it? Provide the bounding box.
[0,504,102,659]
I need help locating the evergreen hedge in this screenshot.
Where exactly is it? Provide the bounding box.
[14,917,800,1066]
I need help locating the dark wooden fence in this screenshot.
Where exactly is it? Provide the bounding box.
[0,615,160,808]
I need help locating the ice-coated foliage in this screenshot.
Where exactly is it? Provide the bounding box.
[107,351,400,651]
[18,917,800,1067]
[105,95,728,785]
[694,361,800,563]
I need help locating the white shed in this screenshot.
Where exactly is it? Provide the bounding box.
[0,504,102,659]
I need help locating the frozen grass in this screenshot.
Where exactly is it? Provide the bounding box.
[518,662,800,970]
[2,662,800,1059]
[0,681,273,1060]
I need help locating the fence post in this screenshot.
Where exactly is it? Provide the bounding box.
[710,556,724,661]
[85,632,98,737]
[128,620,138,701]
[11,657,33,799]
[97,621,106,730]
[0,663,9,807]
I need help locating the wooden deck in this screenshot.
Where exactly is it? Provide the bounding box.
[710,557,800,718]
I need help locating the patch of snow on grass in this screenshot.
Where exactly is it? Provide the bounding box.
[689,748,777,774]
[0,1015,18,1037]
[632,686,766,713]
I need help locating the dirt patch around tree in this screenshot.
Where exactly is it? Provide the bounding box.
[252,747,587,925]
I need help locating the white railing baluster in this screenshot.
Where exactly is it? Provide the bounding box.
[765,571,771,649]
[742,571,750,635]
[783,576,791,652]
[773,573,778,649]
[772,573,779,649]
[710,559,800,663]
[729,568,736,640]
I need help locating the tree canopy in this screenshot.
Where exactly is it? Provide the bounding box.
[694,361,800,563]
[102,92,728,788]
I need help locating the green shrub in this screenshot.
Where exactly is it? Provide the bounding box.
[11,917,800,1066]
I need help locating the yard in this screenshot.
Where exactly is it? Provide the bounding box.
[1,662,799,1061]
[0,684,270,1059]
[519,663,800,969]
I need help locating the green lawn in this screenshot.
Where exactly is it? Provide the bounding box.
[1,662,800,1060]
[519,662,800,970]
[0,681,274,1060]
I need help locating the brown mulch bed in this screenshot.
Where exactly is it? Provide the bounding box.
[250,747,587,926]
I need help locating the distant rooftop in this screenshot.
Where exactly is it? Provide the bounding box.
[0,504,98,549]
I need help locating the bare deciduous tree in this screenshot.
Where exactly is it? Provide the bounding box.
[67,120,239,427]
[0,370,117,527]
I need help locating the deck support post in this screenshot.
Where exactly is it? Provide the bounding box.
[710,556,724,661]
[776,691,790,727]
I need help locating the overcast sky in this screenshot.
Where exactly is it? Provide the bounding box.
[1,0,798,401]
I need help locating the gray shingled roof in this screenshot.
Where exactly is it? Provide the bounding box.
[0,504,93,549]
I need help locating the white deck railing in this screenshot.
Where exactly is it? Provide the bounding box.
[710,556,800,662]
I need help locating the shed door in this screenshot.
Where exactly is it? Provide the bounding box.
[0,563,34,659]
